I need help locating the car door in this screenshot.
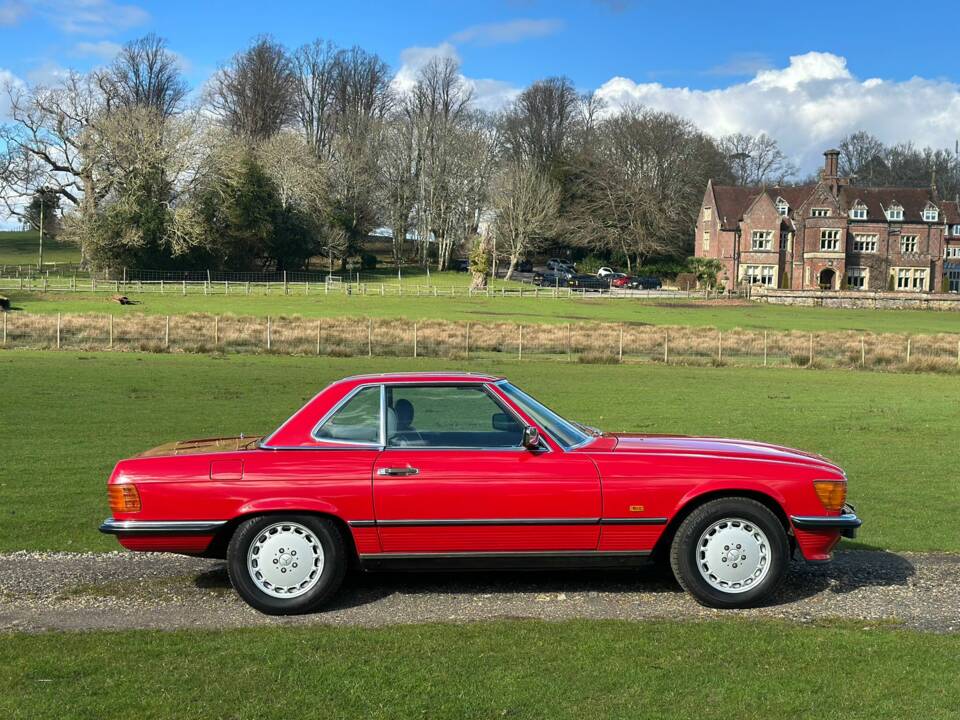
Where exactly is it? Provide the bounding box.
[372,383,601,554]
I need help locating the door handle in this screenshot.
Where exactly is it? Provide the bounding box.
[377,467,419,476]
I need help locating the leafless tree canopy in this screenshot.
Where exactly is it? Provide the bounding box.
[719,132,797,186]
[97,34,188,119]
[208,37,297,140]
[502,76,582,171]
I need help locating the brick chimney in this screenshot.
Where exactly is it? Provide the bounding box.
[822,149,841,196]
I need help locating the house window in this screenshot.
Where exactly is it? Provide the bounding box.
[846,266,867,289]
[743,265,775,286]
[776,199,789,216]
[951,225,960,235]
[820,229,842,251]
[811,208,831,218]
[779,231,790,250]
[849,205,867,220]
[946,246,960,258]
[703,207,713,221]
[751,230,773,250]
[853,234,878,253]
[948,268,960,293]
[894,267,927,292]
[900,235,918,253]
[886,205,903,221]
[923,206,939,222]
[702,231,710,251]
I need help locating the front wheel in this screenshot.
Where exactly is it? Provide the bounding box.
[227,515,346,615]
[670,498,788,608]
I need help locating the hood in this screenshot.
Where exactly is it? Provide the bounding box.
[605,433,841,473]
[135,435,263,458]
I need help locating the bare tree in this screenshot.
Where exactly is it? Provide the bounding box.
[379,101,418,263]
[97,34,188,118]
[501,76,582,171]
[492,162,560,279]
[208,37,296,140]
[838,131,887,183]
[719,132,796,186]
[570,107,728,269]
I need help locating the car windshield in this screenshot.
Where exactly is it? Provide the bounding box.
[496,382,592,449]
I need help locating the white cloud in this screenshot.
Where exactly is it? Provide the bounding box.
[594,51,960,173]
[36,0,149,35]
[449,18,563,46]
[73,39,122,60]
[25,60,70,85]
[0,0,28,25]
[392,43,521,111]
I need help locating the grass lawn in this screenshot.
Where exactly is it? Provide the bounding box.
[6,288,960,334]
[1,352,957,553]
[1,619,958,719]
[0,230,80,267]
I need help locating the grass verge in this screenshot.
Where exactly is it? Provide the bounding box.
[1,620,958,719]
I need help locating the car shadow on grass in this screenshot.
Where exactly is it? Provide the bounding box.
[189,549,916,611]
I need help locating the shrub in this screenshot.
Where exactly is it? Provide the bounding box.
[675,273,697,290]
[361,253,378,270]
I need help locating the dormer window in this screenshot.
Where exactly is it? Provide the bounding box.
[775,198,789,217]
[849,202,867,220]
[952,224,960,236]
[922,205,939,222]
[886,204,903,221]
[811,208,830,218]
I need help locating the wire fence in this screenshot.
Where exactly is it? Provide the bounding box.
[0,275,722,300]
[3,311,959,372]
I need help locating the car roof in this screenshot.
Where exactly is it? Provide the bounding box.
[338,371,503,384]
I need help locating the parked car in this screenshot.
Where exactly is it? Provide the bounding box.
[533,269,573,287]
[629,276,662,290]
[568,274,610,290]
[597,267,618,278]
[546,258,575,273]
[101,372,860,614]
[609,274,631,288]
[101,372,860,615]
[516,259,534,273]
[453,259,470,272]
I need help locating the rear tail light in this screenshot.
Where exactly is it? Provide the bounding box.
[109,484,141,514]
[813,480,847,512]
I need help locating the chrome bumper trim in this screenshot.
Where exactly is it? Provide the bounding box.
[790,512,862,538]
[99,518,227,535]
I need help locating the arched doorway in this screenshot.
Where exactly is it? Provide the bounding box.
[818,268,836,290]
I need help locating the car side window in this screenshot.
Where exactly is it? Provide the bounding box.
[385,385,523,448]
[314,385,381,444]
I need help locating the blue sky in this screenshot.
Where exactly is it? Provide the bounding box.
[2,0,960,172]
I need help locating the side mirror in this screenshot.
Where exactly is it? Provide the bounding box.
[522,425,541,450]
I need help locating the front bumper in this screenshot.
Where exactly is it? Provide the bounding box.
[790,504,862,539]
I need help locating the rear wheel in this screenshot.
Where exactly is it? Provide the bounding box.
[227,515,346,615]
[670,497,788,608]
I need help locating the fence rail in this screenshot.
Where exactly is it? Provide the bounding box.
[3,312,959,372]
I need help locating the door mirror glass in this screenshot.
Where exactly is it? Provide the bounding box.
[522,425,541,450]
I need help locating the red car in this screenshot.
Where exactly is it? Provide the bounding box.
[101,372,860,614]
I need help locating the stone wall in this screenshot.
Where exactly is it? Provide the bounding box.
[752,287,960,310]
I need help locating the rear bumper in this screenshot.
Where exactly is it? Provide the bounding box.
[790,509,862,539]
[99,518,227,535]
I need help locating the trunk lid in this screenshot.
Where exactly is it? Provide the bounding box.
[135,435,263,458]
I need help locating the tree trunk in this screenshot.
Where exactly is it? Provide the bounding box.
[504,254,519,281]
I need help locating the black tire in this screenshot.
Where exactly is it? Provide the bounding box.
[227,514,347,615]
[669,497,788,609]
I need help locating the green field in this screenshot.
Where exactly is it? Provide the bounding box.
[5,288,960,334]
[0,230,80,267]
[2,619,957,719]
[2,351,957,553]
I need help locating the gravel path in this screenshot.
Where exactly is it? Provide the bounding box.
[1,550,957,633]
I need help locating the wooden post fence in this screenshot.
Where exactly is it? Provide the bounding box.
[718,331,722,362]
[165,316,170,348]
[316,320,322,356]
[618,325,624,363]
[109,314,114,349]
[367,319,372,357]
[861,336,866,367]
[518,325,523,360]
[266,316,272,351]
[808,333,814,365]
[763,331,768,366]
[663,332,668,363]
[413,323,418,358]
[56,312,61,349]
[465,322,470,359]
[214,316,219,347]
[906,337,912,363]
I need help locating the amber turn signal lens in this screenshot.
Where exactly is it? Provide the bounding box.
[813,480,847,512]
[108,484,141,513]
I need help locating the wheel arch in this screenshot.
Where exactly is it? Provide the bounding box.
[653,487,792,560]
[203,509,359,563]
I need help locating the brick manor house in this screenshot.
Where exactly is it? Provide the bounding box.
[695,149,960,293]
